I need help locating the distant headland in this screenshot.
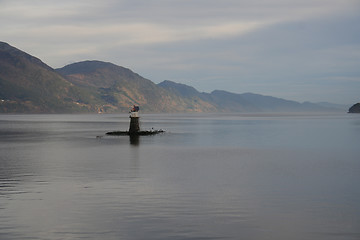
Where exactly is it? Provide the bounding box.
[348,103,360,113]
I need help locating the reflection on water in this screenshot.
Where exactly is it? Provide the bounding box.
[0,113,360,240]
[129,135,140,146]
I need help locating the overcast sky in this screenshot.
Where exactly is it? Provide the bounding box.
[1,0,359,104]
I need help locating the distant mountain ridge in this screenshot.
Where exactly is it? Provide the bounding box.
[157,80,340,112]
[0,41,343,113]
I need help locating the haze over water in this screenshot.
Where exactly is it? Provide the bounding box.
[0,113,359,240]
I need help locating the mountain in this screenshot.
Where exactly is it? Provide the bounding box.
[158,80,201,98]
[0,41,343,113]
[0,42,211,113]
[158,80,339,112]
[239,93,329,112]
[0,42,102,113]
[56,61,216,112]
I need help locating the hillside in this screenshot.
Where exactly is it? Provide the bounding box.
[0,41,342,113]
[0,42,102,113]
[0,42,213,113]
[57,61,216,112]
[158,80,339,112]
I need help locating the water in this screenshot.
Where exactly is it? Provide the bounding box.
[0,113,359,240]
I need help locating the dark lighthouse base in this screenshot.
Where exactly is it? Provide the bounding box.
[129,116,140,133]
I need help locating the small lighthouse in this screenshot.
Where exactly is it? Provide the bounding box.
[106,105,164,136]
[129,105,140,133]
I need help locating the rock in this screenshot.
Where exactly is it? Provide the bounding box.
[106,130,165,136]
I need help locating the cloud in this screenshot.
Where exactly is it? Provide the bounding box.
[1,0,359,103]
[2,0,357,45]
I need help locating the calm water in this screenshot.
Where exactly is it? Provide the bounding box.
[0,113,359,240]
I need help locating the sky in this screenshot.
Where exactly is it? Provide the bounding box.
[1,0,359,104]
